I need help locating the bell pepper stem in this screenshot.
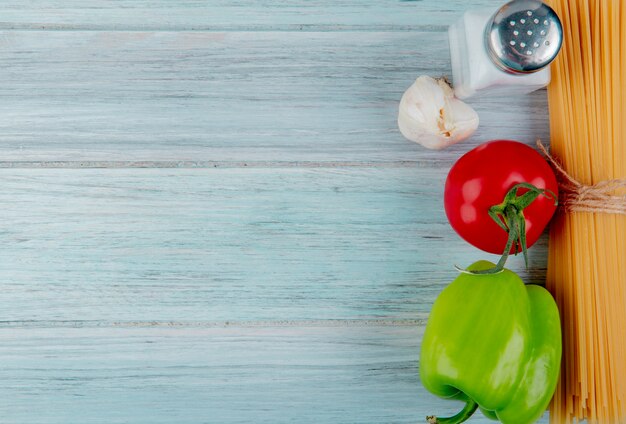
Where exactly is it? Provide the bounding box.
[426,399,478,424]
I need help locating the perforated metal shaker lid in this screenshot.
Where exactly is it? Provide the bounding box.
[485,0,563,74]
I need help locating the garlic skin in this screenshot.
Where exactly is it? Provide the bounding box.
[397,76,479,150]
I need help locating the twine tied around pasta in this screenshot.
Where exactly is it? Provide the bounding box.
[536,140,626,215]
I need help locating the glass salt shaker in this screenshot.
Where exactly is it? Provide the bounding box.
[449,0,563,99]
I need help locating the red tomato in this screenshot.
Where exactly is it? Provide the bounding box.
[444,140,558,255]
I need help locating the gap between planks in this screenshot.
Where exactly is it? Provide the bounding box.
[0,24,448,32]
[0,160,446,169]
[0,318,428,329]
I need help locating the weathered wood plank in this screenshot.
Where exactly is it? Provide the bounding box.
[0,31,549,163]
[0,324,548,423]
[0,2,557,423]
[0,1,503,31]
[0,168,547,323]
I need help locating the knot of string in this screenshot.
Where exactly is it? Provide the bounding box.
[536,140,626,215]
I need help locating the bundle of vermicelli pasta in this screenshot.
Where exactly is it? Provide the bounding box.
[546,0,626,422]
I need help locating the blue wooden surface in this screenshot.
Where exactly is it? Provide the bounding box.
[0,2,550,423]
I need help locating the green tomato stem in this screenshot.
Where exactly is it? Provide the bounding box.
[458,182,557,275]
[426,400,478,424]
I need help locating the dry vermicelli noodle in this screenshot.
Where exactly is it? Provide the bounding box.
[546,0,626,422]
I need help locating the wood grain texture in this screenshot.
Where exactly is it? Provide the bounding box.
[0,0,504,31]
[0,1,555,422]
[0,30,549,162]
[0,324,547,424]
[0,168,548,323]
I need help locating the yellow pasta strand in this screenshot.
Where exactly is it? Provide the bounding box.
[546,0,626,422]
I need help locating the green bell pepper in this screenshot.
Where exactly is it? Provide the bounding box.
[420,260,562,424]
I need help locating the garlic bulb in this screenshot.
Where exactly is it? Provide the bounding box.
[397,76,479,150]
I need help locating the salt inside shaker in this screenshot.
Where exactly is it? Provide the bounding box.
[449,0,563,99]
